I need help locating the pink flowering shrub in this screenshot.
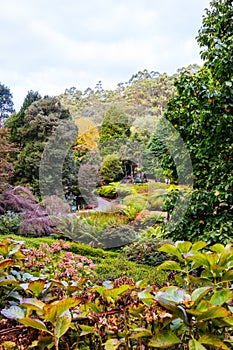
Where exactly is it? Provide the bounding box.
[23,239,96,284]
[56,252,96,281]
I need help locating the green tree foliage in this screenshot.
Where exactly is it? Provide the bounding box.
[100,154,124,183]
[6,97,79,204]
[0,82,14,126]
[5,90,41,145]
[58,70,176,124]
[16,97,70,146]
[159,0,233,242]
[59,86,84,119]
[98,105,132,181]
[122,70,176,116]
[21,90,42,111]
[147,129,176,181]
[58,71,177,184]
[0,128,18,185]
[198,0,233,81]
[99,105,131,145]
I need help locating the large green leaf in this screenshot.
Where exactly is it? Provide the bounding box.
[196,300,211,312]
[197,306,230,321]
[191,286,213,303]
[1,306,25,319]
[156,286,191,304]
[148,331,181,348]
[221,270,233,282]
[191,242,208,251]
[27,280,46,297]
[44,297,82,324]
[137,290,154,302]
[104,338,121,350]
[210,244,225,253]
[18,317,49,333]
[54,311,71,339]
[104,284,132,299]
[176,241,192,254]
[130,328,152,339]
[0,259,15,270]
[189,339,207,350]
[157,261,182,271]
[189,252,210,268]
[205,254,219,269]
[12,251,26,260]
[158,244,182,260]
[199,334,230,350]
[21,298,45,311]
[94,284,131,300]
[93,286,105,297]
[210,289,232,306]
[156,288,189,322]
[136,279,150,288]
[79,325,96,336]
[221,316,233,326]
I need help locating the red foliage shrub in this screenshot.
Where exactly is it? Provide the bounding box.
[0,186,57,236]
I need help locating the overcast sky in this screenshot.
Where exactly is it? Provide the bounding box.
[0,0,210,111]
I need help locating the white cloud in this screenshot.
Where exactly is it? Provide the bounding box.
[0,0,210,110]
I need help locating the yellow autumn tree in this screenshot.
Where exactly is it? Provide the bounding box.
[73,118,99,161]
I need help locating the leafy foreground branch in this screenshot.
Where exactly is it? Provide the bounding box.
[0,238,232,349]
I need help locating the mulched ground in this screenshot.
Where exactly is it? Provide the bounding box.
[0,319,38,349]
